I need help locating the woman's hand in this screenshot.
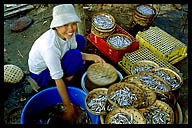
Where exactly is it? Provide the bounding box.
[81,52,105,64]
[61,103,78,124]
[90,54,105,63]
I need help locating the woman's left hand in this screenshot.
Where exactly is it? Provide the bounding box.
[90,54,105,63]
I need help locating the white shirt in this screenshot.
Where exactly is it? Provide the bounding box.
[28,29,77,79]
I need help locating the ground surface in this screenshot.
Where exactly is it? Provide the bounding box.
[3,4,188,124]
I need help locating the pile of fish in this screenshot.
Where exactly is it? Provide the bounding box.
[93,14,114,29]
[132,66,153,74]
[110,86,137,107]
[87,95,107,113]
[136,5,155,15]
[108,35,132,48]
[139,75,169,92]
[153,71,180,89]
[110,112,138,124]
[143,106,169,124]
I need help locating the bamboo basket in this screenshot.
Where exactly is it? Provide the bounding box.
[121,76,156,109]
[91,25,115,38]
[87,63,118,86]
[4,64,24,84]
[152,68,183,91]
[106,33,133,50]
[105,107,146,124]
[107,82,144,108]
[85,88,108,115]
[92,12,116,33]
[133,4,156,26]
[131,60,160,74]
[139,100,174,124]
[138,71,171,94]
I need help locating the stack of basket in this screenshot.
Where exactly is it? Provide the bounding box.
[91,12,116,38]
[133,4,156,26]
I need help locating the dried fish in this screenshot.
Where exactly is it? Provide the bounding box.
[132,66,153,74]
[154,71,180,89]
[108,36,132,48]
[140,75,169,92]
[87,95,107,113]
[143,106,169,124]
[93,14,114,29]
[110,112,138,124]
[136,5,155,15]
[110,87,137,107]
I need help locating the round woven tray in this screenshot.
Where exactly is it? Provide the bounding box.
[152,68,183,91]
[91,25,115,38]
[92,12,116,33]
[4,64,24,84]
[87,63,118,86]
[85,88,108,115]
[121,74,140,84]
[107,82,144,108]
[105,107,146,124]
[138,71,171,94]
[131,60,160,74]
[4,106,23,124]
[139,100,174,124]
[106,33,133,50]
[121,76,156,109]
[133,4,156,26]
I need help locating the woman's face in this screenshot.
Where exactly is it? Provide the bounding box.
[55,22,77,40]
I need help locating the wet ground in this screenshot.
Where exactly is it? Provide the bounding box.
[3,4,188,124]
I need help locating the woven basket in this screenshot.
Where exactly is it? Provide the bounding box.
[131,60,160,74]
[91,25,115,38]
[133,4,156,26]
[92,12,116,33]
[121,76,156,109]
[105,107,146,124]
[5,106,23,124]
[87,63,118,86]
[107,82,144,108]
[139,100,174,124]
[152,68,183,91]
[121,74,140,84]
[4,64,24,84]
[106,33,133,50]
[85,88,108,115]
[138,71,171,94]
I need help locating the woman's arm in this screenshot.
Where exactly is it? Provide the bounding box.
[81,52,105,63]
[55,78,71,106]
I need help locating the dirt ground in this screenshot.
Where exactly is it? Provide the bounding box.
[3,4,188,124]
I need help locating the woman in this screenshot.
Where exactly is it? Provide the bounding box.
[28,4,105,123]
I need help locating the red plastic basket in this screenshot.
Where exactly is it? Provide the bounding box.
[87,24,139,63]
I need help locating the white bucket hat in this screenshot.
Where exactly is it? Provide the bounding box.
[50,4,81,28]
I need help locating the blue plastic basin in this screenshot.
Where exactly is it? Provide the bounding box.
[20,86,100,124]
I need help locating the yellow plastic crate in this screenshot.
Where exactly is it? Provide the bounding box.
[136,26,187,64]
[118,47,180,75]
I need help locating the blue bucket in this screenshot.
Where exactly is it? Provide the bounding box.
[20,86,100,124]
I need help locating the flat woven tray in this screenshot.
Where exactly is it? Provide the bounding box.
[105,107,146,124]
[139,100,174,124]
[121,75,156,109]
[152,68,183,91]
[138,71,171,94]
[4,64,24,84]
[87,63,118,86]
[85,88,108,115]
[92,12,116,32]
[131,60,160,74]
[107,82,144,108]
[106,33,133,50]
